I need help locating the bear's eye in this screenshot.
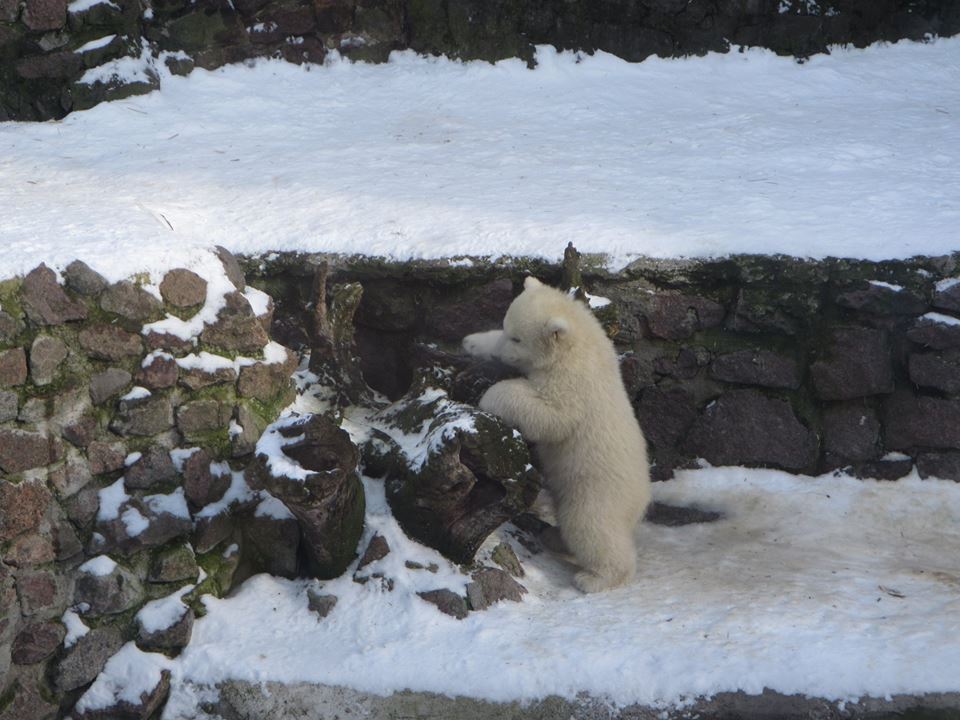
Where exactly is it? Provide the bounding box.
[509,336,521,344]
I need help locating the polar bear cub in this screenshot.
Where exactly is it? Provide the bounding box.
[463,277,651,593]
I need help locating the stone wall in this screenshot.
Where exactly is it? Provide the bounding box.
[0,252,299,719]
[2,248,960,718]
[251,249,960,484]
[2,0,959,120]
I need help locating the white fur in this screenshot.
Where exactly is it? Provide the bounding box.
[463,277,651,592]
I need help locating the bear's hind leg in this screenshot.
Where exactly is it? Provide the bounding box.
[561,516,637,593]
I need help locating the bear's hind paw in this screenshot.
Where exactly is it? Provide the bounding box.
[574,570,628,594]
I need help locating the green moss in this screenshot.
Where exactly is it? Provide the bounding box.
[0,278,24,319]
[0,681,19,716]
[179,427,232,459]
[186,546,240,613]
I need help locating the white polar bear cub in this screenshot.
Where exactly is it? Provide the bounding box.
[463,277,651,593]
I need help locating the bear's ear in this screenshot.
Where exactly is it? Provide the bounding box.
[524,276,543,291]
[545,316,569,342]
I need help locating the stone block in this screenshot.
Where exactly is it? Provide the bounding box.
[63,260,108,296]
[28,335,68,386]
[0,429,55,474]
[635,386,697,449]
[125,447,177,490]
[465,567,526,611]
[79,324,143,360]
[710,349,801,389]
[646,293,725,340]
[811,326,893,400]
[148,544,198,584]
[916,451,960,481]
[932,277,960,313]
[89,367,132,405]
[15,571,62,617]
[822,403,880,462]
[417,589,468,619]
[109,394,174,436]
[909,349,960,394]
[159,268,207,308]
[87,440,125,475]
[836,282,927,315]
[23,0,66,30]
[884,391,960,451]
[683,389,818,470]
[55,624,124,692]
[176,398,231,439]
[906,313,960,350]
[20,263,87,325]
[12,621,65,665]
[0,348,27,387]
[73,561,143,617]
[199,291,269,353]
[137,353,179,390]
[99,281,164,322]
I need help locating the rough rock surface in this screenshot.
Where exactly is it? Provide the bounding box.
[684,389,818,470]
[200,291,269,353]
[28,334,68,386]
[160,268,208,307]
[0,347,27,387]
[465,567,527,611]
[710,349,801,389]
[646,293,725,340]
[884,392,960,451]
[20,264,87,325]
[63,260,108,296]
[811,326,894,400]
[99,280,164,321]
[55,625,125,692]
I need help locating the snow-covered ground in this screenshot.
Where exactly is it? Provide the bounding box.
[2,38,960,282]
[159,466,960,715]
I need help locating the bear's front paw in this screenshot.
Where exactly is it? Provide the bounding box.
[478,382,508,416]
[462,329,502,359]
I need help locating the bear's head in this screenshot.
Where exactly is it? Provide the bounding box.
[497,277,576,374]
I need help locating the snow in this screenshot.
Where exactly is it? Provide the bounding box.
[868,280,905,292]
[162,467,960,715]
[3,39,960,281]
[254,416,313,482]
[372,387,479,471]
[78,555,117,577]
[936,277,960,292]
[120,386,152,401]
[137,585,193,633]
[121,506,150,536]
[62,609,90,648]
[75,35,117,54]
[194,466,255,519]
[169,447,200,472]
[96,478,129,522]
[144,488,191,519]
[78,46,156,87]
[920,312,960,326]
[76,642,171,712]
[67,0,119,12]
[142,350,174,368]
[254,494,295,520]
[124,451,142,467]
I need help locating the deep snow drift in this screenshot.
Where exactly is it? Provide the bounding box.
[2,38,960,282]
